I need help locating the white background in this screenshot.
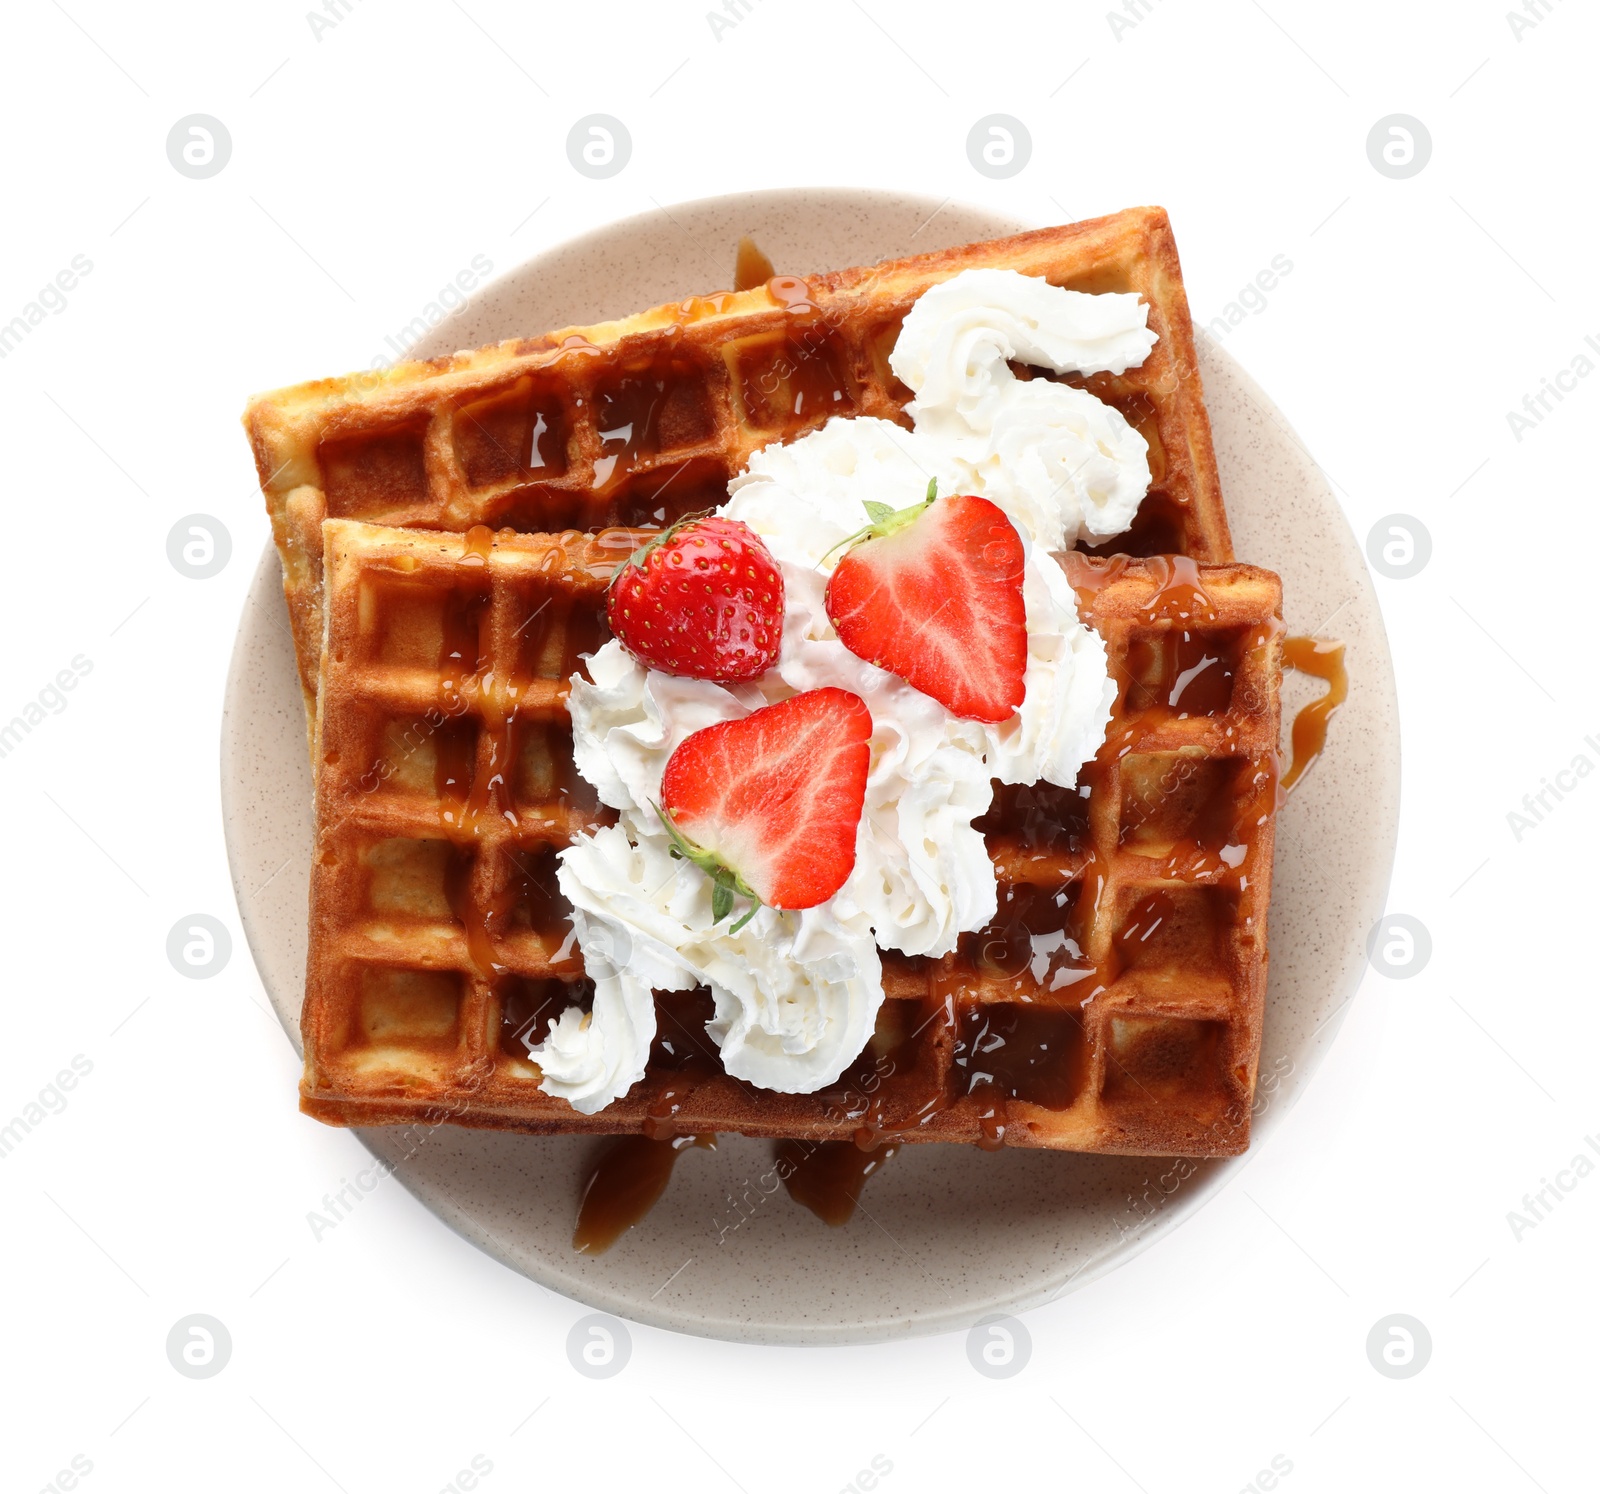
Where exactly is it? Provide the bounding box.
[2,1,1595,1490]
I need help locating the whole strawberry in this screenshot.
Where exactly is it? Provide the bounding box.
[606,512,784,682]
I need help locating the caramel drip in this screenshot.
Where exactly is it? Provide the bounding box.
[1068,553,1215,623]
[642,1087,693,1143]
[972,1084,1007,1151]
[572,1134,715,1254]
[778,1139,900,1226]
[441,861,492,982]
[733,235,776,292]
[461,523,494,567]
[1133,554,1218,624]
[673,292,738,323]
[1281,636,1348,793]
[766,274,816,313]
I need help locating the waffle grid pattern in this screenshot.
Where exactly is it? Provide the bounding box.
[302,524,1283,1156]
[246,207,1229,730]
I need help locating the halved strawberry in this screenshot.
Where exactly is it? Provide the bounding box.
[606,512,784,682]
[825,483,1027,722]
[656,688,871,929]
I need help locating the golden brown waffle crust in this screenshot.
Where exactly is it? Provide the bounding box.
[301,521,1281,1158]
[245,206,1227,745]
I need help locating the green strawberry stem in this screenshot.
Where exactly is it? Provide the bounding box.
[653,800,763,934]
[819,478,939,566]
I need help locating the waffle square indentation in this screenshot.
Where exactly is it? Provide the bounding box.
[949,1002,1087,1112]
[320,418,431,517]
[357,966,462,1047]
[592,360,715,486]
[453,376,569,487]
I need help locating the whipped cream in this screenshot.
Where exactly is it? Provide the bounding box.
[528,268,1154,1112]
[892,267,1156,552]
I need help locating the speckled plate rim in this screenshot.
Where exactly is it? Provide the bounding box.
[222,187,1400,1345]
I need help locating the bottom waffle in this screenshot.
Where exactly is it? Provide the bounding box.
[301,519,1283,1157]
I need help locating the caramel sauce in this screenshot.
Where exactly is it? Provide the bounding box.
[584,528,651,582]
[443,855,496,981]
[1114,615,1287,924]
[642,1090,692,1143]
[673,292,738,323]
[766,274,817,314]
[976,777,1091,857]
[591,365,714,490]
[572,1134,715,1254]
[1281,636,1347,793]
[646,234,769,330]
[778,1139,900,1226]
[737,332,855,427]
[733,235,776,292]
[1069,553,1215,623]
[974,1092,1007,1150]
[461,522,494,567]
[961,881,1095,997]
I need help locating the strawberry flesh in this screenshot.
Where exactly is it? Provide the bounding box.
[660,687,871,915]
[826,493,1027,722]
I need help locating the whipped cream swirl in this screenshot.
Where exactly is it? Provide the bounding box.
[891,267,1157,552]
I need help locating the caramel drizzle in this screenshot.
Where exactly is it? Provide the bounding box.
[778,1139,901,1225]
[1280,636,1348,793]
[766,274,816,314]
[572,1134,716,1254]
[732,235,775,293]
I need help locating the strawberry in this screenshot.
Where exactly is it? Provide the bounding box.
[656,688,872,929]
[825,482,1027,723]
[606,512,784,682]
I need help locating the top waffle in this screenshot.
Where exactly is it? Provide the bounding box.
[301,520,1282,1157]
[244,207,1228,733]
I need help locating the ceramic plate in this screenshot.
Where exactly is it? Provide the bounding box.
[222,188,1399,1345]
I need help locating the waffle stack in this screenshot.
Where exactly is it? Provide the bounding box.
[245,206,1230,736]
[252,206,1287,1157]
[301,523,1281,1155]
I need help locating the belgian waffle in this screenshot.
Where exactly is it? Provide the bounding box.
[303,520,1282,1157]
[245,206,1229,738]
